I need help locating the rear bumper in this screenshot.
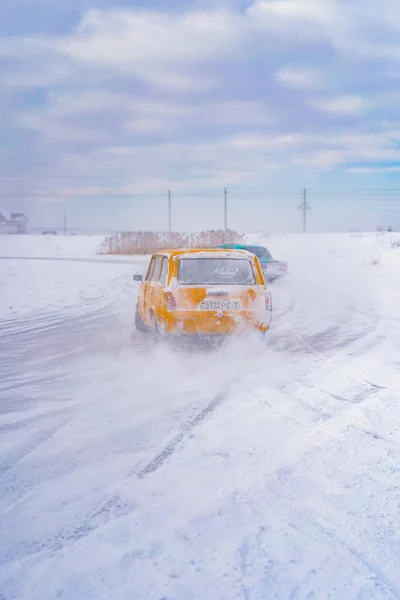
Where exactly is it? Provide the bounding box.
[261,265,288,279]
[163,313,271,335]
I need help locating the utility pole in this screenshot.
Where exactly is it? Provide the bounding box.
[168,190,172,234]
[224,187,228,230]
[63,210,67,236]
[299,189,311,232]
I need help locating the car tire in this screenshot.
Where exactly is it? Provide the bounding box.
[135,305,148,333]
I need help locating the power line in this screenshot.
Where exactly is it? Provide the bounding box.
[230,191,299,197]
[3,190,400,200]
[2,184,400,197]
[309,188,400,193]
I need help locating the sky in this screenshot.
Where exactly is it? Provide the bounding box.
[1,0,400,232]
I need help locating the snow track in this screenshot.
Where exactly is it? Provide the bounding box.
[1,234,400,599]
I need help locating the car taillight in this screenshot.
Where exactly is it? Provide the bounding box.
[165,291,177,312]
[264,291,272,311]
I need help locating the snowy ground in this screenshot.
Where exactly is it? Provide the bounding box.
[1,232,400,599]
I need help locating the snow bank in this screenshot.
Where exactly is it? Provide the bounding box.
[0,236,149,320]
[250,231,400,315]
[0,234,104,259]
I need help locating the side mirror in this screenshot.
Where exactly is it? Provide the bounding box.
[133,274,143,282]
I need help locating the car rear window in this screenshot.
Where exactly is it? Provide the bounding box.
[248,246,272,259]
[178,258,256,285]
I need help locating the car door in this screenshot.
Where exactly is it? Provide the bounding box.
[145,255,162,321]
[141,255,156,324]
[155,256,169,318]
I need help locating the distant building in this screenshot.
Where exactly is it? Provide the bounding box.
[0,207,28,234]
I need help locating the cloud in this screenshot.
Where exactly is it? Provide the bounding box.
[249,0,335,25]
[276,67,324,89]
[346,166,400,173]
[55,8,245,90]
[310,95,374,115]
[246,0,400,65]
[12,87,273,147]
[246,0,345,42]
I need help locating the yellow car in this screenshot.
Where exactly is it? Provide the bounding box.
[133,248,272,340]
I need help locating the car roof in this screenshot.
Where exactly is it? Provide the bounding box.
[156,247,255,259]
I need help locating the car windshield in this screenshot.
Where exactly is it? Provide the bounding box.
[178,258,256,285]
[248,246,272,259]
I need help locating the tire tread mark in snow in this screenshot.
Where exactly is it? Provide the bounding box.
[310,384,385,406]
[288,324,387,392]
[0,408,69,433]
[138,389,226,479]
[258,485,400,599]
[83,387,229,528]
[306,519,400,599]
[0,388,229,566]
[0,419,70,478]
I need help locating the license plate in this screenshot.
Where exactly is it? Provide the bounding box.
[198,300,240,311]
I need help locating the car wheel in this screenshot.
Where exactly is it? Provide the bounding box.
[135,305,148,333]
